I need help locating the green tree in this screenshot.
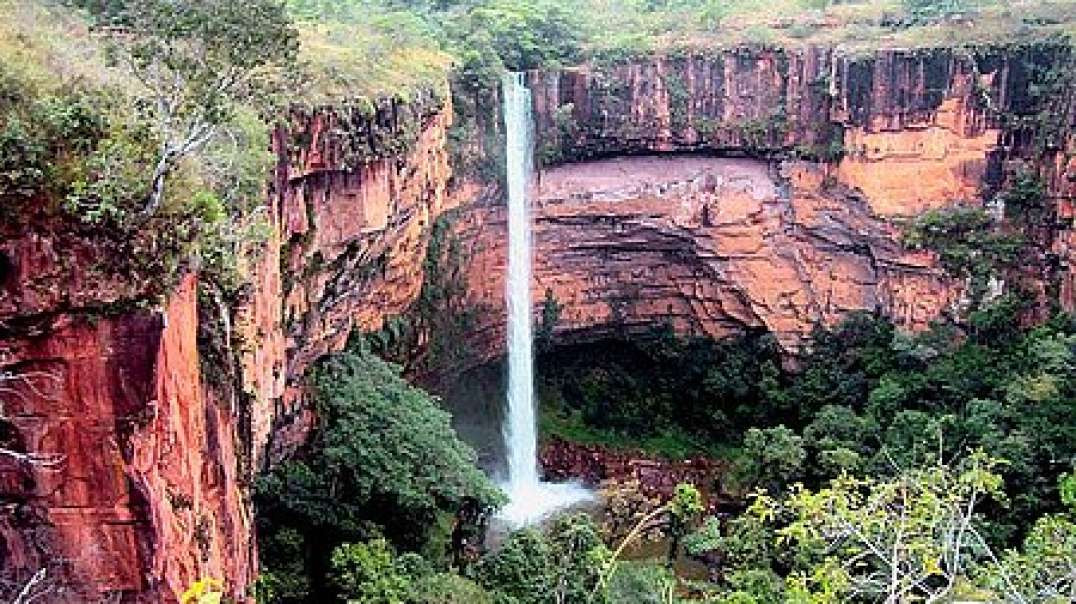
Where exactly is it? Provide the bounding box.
[978,471,1076,601]
[736,426,805,492]
[255,347,502,601]
[606,563,678,604]
[94,0,298,214]
[536,288,562,352]
[474,529,555,603]
[980,513,1076,602]
[802,405,871,477]
[474,513,610,604]
[331,539,412,604]
[665,484,704,567]
[449,0,585,72]
[753,452,1015,601]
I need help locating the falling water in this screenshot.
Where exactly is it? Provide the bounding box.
[503,72,539,491]
[497,73,591,527]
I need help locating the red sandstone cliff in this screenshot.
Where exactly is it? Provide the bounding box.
[0,43,1072,601]
[452,156,958,363]
[0,274,255,602]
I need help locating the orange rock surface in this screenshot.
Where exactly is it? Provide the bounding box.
[0,276,254,602]
[453,157,959,363]
[837,94,1000,216]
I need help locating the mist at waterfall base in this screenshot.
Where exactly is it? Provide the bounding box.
[496,73,592,528]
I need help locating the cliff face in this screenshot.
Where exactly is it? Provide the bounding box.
[0,43,1072,601]
[270,90,465,459]
[0,89,460,599]
[453,156,957,362]
[530,48,1013,217]
[0,273,255,602]
[439,46,1071,364]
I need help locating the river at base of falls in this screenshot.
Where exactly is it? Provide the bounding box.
[495,480,596,528]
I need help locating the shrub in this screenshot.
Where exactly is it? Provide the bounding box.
[473,529,555,603]
[474,513,609,604]
[903,205,1024,304]
[902,0,970,23]
[407,573,495,604]
[606,563,676,604]
[255,347,503,600]
[331,539,412,604]
[735,426,805,493]
[0,117,45,201]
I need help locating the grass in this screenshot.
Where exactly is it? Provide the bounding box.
[0,1,453,109]
[0,1,132,95]
[583,0,1076,57]
[294,21,452,107]
[538,405,738,461]
[284,0,1076,103]
[285,0,1076,104]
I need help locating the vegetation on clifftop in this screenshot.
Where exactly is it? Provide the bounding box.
[286,0,1076,73]
[0,0,284,304]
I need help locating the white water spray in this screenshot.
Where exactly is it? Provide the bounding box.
[503,71,539,491]
[497,73,591,527]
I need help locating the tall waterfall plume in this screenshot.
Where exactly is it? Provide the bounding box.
[497,72,591,527]
[503,71,539,491]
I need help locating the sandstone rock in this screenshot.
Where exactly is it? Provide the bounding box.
[0,276,254,602]
[450,156,959,364]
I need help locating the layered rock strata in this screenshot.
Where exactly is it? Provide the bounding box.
[453,155,958,362]
[0,276,254,602]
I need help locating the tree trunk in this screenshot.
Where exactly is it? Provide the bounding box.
[144,148,175,216]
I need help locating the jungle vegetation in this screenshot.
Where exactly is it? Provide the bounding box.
[2,0,1075,602]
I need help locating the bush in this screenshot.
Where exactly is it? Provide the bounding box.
[255,346,503,601]
[735,426,805,493]
[474,513,609,604]
[331,539,412,604]
[606,563,676,604]
[408,573,495,604]
[903,205,1024,304]
[0,117,45,202]
[537,327,784,451]
[473,529,555,603]
[902,0,970,23]
[65,128,156,225]
[448,0,585,73]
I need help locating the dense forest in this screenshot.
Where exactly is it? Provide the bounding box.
[1,0,1075,602]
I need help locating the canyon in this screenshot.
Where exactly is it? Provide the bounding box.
[0,44,1074,601]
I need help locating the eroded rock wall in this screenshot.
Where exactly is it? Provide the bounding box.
[269,45,1074,382]
[264,88,497,459]
[0,275,255,602]
[528,48,1069,216]
[0,87,463,600]
[453,156,958,363]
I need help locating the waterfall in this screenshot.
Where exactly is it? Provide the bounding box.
[503,72,539,491]
[497,73,591,528]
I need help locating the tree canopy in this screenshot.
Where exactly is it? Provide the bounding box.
[255,347,502,601]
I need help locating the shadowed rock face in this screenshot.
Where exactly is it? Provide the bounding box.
[453,156,958,364]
